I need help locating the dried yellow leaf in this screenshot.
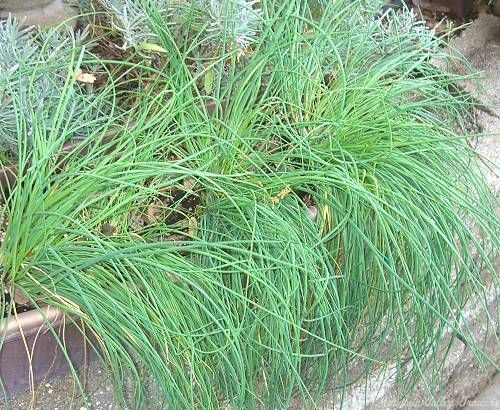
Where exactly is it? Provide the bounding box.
[75,69,96,84]
[271,185,292,206]
[139,42,167,53]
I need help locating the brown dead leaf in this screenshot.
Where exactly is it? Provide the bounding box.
[100,223,116,236]
[13,288,30,306]
[182,178,197,192]
[75,69,96,84]
[146,203,164,222]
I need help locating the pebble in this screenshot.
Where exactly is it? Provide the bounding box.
[308,206,318,220]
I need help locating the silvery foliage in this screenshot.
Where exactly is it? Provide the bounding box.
[0,17,92,157]
[98,0,170,49]
[197,0,261,50]
[99,0,262,52]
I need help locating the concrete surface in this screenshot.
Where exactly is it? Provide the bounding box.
[447,14,500,195]
[0,363,117,409]
[0,10,499,410]
[464,373,500,410]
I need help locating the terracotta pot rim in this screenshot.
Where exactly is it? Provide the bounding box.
[0,305,66,343]
[0,304,97,400]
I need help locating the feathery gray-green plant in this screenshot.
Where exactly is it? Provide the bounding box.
[96,0,261,53]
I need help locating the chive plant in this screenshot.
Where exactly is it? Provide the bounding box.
[0,17,105,162]
[0,0,498,408]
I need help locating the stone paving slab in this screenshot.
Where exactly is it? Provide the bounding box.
[464,373,500,410]
[0,0,77,26]
[449,14,500,196]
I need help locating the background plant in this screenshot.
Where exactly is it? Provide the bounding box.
[93,0,261,53]
[0,0,498,408]
[0,17,112,161]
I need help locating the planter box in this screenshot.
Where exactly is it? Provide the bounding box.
[0,306,96,400]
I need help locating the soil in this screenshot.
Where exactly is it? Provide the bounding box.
[1,289,32,317]
[387,0,495,34]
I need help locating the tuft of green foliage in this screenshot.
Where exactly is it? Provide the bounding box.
[0,17,109,161]
[1,0,498,408]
